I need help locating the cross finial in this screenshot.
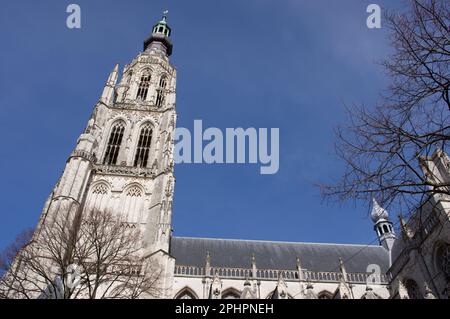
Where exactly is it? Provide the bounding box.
[163,10,169,21]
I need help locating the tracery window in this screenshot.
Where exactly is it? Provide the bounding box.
[127,71,133,84]
[92,184,108,195]
[404,279,422,299]
[88,183,109,212]
[136,72,151,100]
[175,288,198,299]
[436,243,450,278]
[103,122,125,165]
[133,124,153,168]
[156,75,168,107]
[126,186,142,197]
[222,293,239,299]
[222,289,240,299]
[318,291,333,299]
[122,185,143,224]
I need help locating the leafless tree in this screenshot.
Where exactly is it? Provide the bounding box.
[0,210,164,299]
[320,0,450,216]
[0,229,33,278]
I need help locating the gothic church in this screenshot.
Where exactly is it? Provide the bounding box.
[20,14,450,299]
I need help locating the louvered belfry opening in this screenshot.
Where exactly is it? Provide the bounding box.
[103,123,125,165]
[156,75,167,107]
[136,74,151,100]
[134,124,153,167]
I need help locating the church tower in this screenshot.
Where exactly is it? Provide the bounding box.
[36,12,177,296]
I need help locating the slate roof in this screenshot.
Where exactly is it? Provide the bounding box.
[170,237,390,273]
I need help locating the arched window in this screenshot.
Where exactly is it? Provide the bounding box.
[156,75,168,107]
[404,279,422,299]
[175,287,198,299]
[103,122,125,165]
[122,185,143,224]
[435,243,450,278]
[87,183,110,212]
[127,71,133,84]
[133,124,153,167]
[383,225,389,233]
[318,291,333,299]
[136,72,151,100]
[222,288,241,299]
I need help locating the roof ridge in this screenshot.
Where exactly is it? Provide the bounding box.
[172,236,383,249]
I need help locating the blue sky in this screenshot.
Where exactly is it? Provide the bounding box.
[0,0,405,251]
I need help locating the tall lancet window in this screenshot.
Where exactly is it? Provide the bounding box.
[134,124,153,167]
[103,122,125,165]
[123,185,143,224]
[136,72,151,100]
[88,183,110,212]
[156,75,167,107]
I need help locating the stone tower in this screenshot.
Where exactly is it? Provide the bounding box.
[36,12,177,297]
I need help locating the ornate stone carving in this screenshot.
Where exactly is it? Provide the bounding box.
[94,164,156,178]
[70,150,97,163]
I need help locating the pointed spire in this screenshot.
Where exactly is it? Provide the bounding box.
[337,258,353,298]
[209,272,222,299]
[107,64,119,86]
[101,64,119,105]
[339,258,348,282]
[206,251,211,264]
[251,253,257,278]
[296,256,302,270]
[205,251,211,276]
[296,256,303,281]
[399,214,413,240]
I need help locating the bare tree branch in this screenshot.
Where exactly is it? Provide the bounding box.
[320,0,450,215]
[0,210,164,299]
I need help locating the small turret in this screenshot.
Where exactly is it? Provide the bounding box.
[100,64,119,106]
[371,198,396,251]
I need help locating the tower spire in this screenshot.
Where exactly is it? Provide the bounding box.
[144,11,173,56]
